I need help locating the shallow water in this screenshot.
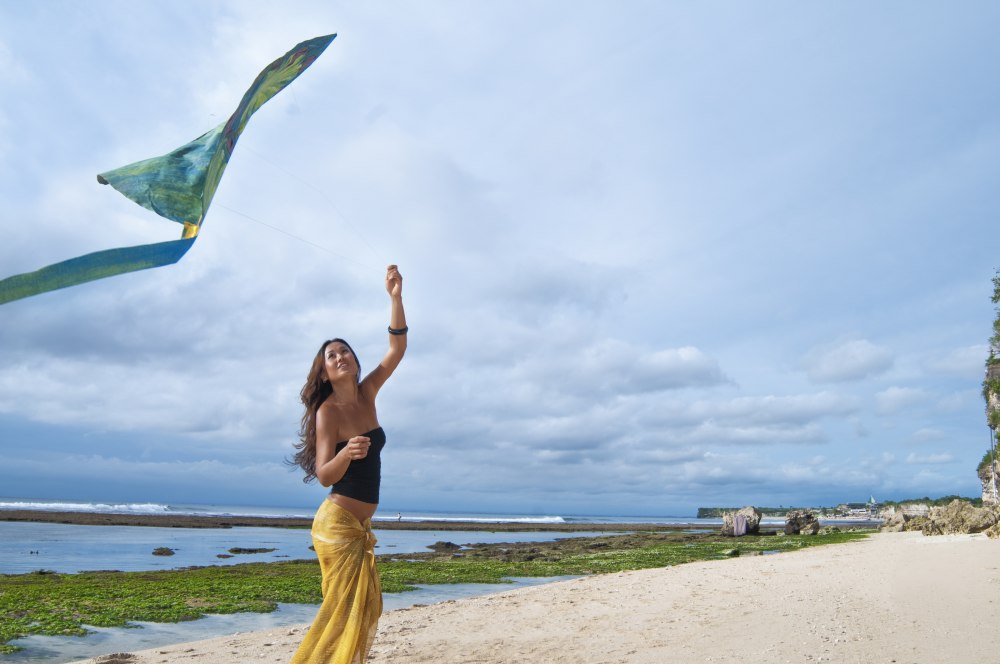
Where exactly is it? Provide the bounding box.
[0,521,606,575]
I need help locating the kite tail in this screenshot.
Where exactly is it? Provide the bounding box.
[0,238,195,305]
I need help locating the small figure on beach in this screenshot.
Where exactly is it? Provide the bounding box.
[289,264,407,664]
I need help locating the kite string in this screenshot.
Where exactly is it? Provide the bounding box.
[240,145,387,266]
[214,202,379,270]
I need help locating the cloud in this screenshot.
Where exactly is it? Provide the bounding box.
[910,428,945,443]
[926,344,990,377]
[682,421,827,446]
[695,392,858,425]
[905,453,955,465]
[571,342,729,395]
[875,386,929,416]
[800,339,893,383]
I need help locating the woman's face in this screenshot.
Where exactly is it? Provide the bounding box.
[323,341,358,382]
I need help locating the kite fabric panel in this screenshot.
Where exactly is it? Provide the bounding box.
[0,33,336,305]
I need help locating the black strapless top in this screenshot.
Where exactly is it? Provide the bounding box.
[330,427,385,504]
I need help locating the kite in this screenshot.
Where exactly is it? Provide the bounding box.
[0,33,336,305]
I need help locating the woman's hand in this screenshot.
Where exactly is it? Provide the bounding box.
[385,264,402,298]
[340,435,371,461]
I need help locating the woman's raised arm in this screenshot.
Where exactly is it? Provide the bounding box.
[362,265,407,395]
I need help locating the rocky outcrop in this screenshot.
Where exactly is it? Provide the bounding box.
[980,460,999,506]
[920,499,1000,536]
[721,506,761,537]
[879,510,907,532]
[880,512,927,533]
[784,510,819,535]
[879,504,931,532]
[985,363,1000,504]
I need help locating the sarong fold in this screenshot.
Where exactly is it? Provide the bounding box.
[291,499,382,664]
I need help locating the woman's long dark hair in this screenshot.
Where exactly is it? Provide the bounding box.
[288,338,360,482]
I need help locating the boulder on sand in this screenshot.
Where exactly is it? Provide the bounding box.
[784,510,819,535]
[721,506,761,537]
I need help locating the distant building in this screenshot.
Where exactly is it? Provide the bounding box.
[836,497,879,518]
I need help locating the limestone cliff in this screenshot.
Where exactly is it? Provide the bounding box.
[983,363,1000,505]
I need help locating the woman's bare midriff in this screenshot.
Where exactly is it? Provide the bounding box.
[328,493,377,523]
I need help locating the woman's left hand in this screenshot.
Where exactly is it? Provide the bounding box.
[385,264,402,297]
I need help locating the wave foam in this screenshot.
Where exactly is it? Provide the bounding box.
[0,501,172,514]
[374,514,567,524]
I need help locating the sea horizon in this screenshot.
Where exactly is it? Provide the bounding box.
[0,496,721,526]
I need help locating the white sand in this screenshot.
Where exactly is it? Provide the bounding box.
[71,532,1000,663]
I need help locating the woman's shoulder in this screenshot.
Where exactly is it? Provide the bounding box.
[315,399,343,438]
[317,396,339,416]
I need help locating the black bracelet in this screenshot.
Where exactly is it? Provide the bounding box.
[388,325,409,335]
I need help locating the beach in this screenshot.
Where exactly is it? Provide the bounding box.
[66,531,1000,663]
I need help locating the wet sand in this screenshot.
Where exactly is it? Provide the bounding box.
[68,531,1000,663]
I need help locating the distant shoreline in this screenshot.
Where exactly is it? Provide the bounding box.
[0,509,695,532]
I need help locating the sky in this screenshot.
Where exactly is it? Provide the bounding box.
[1,1,998,517]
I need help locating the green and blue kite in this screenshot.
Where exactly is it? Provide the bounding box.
[0,33,335,305]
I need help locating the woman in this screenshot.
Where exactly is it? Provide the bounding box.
[290,264,407,664]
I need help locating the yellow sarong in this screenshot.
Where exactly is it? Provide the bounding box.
[291,499,382,664]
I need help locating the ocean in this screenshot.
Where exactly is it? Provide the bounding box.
[0,498,721,525]
[0,498,725,576]
[0,498,726,664]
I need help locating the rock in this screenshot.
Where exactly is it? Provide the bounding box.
[879,507,928,533]
[227,547,277,555]
[93,654,138,663]
[980,461,1000,506]
[784,510,819,535]
[879,510,908,532]
[428,541,461,552]
[721,506,762,537]
[151,547,175,556]
[921,499,1000,535]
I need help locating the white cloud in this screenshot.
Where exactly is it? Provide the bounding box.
[926,344,990,377]
[875,386,928,416]
[905,453,955,465]
[698,392,858,425]
[800,339,893,383]
[683,421,827,446]
[573,342,729,394]
[910,428,945,443]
